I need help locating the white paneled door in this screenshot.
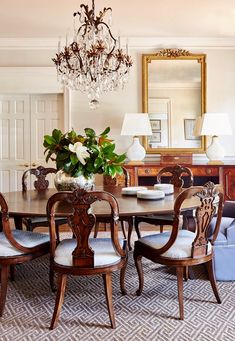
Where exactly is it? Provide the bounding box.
[0,94,63,192]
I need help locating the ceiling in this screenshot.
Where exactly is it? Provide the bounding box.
[1,0,235,39]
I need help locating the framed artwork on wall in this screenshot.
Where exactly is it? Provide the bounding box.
[184,119,200,140]
[149,132,161,146]
[150,119,161,131]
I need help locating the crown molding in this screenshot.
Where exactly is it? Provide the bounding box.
[1,37,235,50]
[0,38,57,50]
[126,37,235,50]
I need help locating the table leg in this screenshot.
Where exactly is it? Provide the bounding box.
[13,216,23,230]
[127,216,134,251]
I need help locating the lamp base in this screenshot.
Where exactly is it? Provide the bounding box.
[206,136,225,164]
[126,137,146,162]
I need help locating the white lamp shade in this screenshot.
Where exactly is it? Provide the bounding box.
[200,113,232,136]
[121,113,152,136]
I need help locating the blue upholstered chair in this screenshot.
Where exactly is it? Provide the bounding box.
[210,201,235,281]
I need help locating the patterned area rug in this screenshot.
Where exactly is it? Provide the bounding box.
[1,247,235,340]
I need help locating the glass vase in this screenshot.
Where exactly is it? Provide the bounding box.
[54,170,95,191]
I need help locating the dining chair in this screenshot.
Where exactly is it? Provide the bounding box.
[134,182,224,320]
[47,188,128,330]
[0,192,50,316]
[134,164,194,237]
[21,166,67,232]
[94,167,132,241]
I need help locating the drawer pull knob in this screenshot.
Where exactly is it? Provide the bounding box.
[145,169,150,174]
[206,168,212,175]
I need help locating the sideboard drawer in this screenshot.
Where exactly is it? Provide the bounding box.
[191,167,219,177]
[138,167,160,176]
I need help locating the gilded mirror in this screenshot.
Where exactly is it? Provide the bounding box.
[142,49,206,154]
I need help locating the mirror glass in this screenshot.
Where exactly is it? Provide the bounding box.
[142,49,206,154]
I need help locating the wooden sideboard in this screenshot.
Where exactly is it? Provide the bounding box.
[123,162,235,201]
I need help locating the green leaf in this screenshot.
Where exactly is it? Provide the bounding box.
[89,145,100,154]
[100,127,110,136]
[102,143,115,156]
[115,166,123,174]
[57,152,69,161]
[68,130,77,140]
[70,153,78,165]
[63,161,72,173]
[52,129,62,142]
[105,165,116,177]
[84,128,96,137]
[113,153,126,163]
[94,157,103,169]
[44,135,57,145]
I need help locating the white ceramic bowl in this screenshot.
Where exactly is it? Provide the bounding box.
[121,186,148,196]
[137,189,165,200]
[154,183,174,195]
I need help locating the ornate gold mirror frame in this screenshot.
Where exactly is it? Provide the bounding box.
[142,48,206,154]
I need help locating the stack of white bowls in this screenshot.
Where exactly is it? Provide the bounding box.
[154,183,174,195]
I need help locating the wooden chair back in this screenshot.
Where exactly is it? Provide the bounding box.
[47,188,126,268]
[0,192,47,253]
[22,166,57,192]
[157,164,193,189]
[176,182,223,258]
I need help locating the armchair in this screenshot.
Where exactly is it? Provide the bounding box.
[210,201,235,281]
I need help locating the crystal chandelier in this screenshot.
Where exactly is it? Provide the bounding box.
[52,0,133,109]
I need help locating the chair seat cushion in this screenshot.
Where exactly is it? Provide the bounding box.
[54,238,124,267]
[0,230,50,257]
[138,230,212,259]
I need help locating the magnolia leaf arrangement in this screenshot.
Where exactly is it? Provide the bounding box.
[43,127,126,178]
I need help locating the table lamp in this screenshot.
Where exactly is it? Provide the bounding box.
[200,113,232,164]
[121,113,152,164]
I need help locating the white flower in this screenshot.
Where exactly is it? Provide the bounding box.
[69,142,90,165]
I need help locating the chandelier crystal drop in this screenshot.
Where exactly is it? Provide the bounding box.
[52,0,133,109]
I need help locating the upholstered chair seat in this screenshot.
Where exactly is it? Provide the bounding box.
[54,238,125,267]
[0,230,49,257]
[138,230,212,259]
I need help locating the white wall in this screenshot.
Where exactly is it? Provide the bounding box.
[0,41,235,159]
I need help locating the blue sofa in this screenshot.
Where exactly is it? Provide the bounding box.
[210,201,235,281]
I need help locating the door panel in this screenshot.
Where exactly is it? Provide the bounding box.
[30,94,63,168]
[0,95,30,191]
[0,94,63,192]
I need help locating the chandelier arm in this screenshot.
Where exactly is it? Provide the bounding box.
[76,22,89,39]
[96,7,112,24]
[97,22,117,54]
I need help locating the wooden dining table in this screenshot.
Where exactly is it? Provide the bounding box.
[3,186,198,249]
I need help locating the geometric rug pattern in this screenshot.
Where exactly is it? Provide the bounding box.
[1,252,235,340]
